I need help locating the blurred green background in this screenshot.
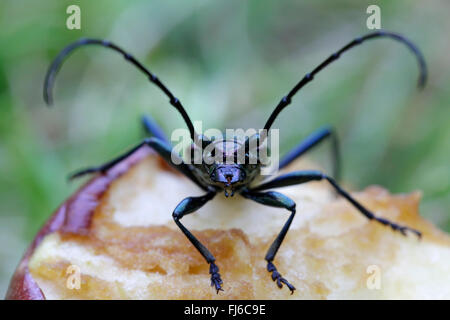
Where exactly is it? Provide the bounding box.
[0,0,449,297]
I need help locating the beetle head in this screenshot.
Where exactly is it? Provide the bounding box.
[197,135,264,196]
[210,164,246,197]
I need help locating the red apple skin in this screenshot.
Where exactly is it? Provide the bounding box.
[5,147,155,300]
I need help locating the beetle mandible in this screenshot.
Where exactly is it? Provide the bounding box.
[44,30,426,294]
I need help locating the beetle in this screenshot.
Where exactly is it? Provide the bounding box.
[44,30,426,294]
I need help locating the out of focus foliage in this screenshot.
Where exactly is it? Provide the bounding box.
[0,0,449,295]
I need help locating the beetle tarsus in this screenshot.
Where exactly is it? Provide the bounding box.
[376,218,422,239]
[267,261,296,294]
[209,262,223,294]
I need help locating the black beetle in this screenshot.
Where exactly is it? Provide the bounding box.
[44,30,426,294]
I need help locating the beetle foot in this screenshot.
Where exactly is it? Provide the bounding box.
[374,217,422,239]
[209,262,223,294]
[267,261,295,294]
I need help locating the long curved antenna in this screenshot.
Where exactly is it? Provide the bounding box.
[263,30,427,131]
[44,38,197,141]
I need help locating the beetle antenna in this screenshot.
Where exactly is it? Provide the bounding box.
[44,38,197,141]
[263,30,427,132]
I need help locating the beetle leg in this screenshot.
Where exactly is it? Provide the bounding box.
[141,114,170,144]
[250,170,422,238]
[69,137,207,191]
[172,192,224,293]
[241,190,297,294]
[279,125,341,181]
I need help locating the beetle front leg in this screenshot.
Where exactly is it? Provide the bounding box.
[241,190,297,294]
[172,191,224,293]
[69,137,207,191]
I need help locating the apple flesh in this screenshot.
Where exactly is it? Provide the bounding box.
[6,146,450,299]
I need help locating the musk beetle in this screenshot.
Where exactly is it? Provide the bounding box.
[44,30,426,294]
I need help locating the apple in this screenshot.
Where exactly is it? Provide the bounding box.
[6,146,450,299]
